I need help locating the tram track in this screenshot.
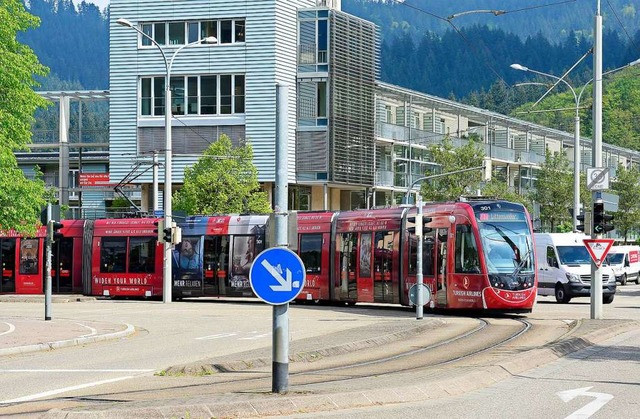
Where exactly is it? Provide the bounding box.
[129,316,533,397]
[2,317,541,414]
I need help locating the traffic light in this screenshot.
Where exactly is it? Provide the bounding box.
[593,202,614,235]
[576,211,591,234]
[153,220,165,243]
[47,220,64,242]
[171,223,182,245]
[163,226,172,243]
[407,214,434,236]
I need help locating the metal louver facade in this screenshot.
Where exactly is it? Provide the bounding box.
[328,12,378,186]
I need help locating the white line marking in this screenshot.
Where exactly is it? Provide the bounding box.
[558,386,614,419]
[0,322,16,337]
[0,369,154,373]
[195,332,238,340]
[239,333,270,340]
[75,322,98,338]
[0,376,134,404]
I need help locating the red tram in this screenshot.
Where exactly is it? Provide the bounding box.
[0,199,537,312]
[295,200,537,312]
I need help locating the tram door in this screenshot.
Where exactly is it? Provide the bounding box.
[357,232,374,303]
[203,236,230,296]
[53,238,74,293]
[338,233,357,300]
[1,239,16,293]
[373,231,394,303]
[435,228,449,306]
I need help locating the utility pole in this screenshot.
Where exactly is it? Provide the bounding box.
[591,0,604,320]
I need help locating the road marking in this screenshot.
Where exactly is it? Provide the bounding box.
[0,376,134,404]
[0,369,154,373]
[0,322,16,337]
[239,332,270,340]
[76,322,98,337]
[557,386,613,419]
[195,332,238,340]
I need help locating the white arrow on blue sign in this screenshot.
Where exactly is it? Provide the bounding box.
[249,247,306,305]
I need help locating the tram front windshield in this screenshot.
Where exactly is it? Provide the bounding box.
[477,211,535,291]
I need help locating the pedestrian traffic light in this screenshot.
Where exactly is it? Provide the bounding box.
[407,214,434,237]
[47,220,64,242]
[593,202,614,235]
[153,220,165,243]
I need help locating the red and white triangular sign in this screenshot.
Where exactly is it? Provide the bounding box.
[583,239,615,267]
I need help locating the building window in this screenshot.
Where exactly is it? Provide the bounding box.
[138,19,245,46]
[140,74,245,116]
[169,22,185,45]
[201,76,217,115]
[317,81,327,118]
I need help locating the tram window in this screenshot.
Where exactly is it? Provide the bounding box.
[338,233,357,279]
[204,235,230,272]
[373,231,393,278]
[300,234,322,273]
[129,237,156,273]
[455,225,480,274]
[409,231,435,276]
[100,237,127,273]
[19,239,39,275]
[408,235,418,274]
[423,229,435,276]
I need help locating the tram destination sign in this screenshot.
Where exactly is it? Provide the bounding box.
[249,247,306,305]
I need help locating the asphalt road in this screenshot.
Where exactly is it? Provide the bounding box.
[0,283,639,417]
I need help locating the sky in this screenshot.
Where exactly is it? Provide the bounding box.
[87,0,109,10]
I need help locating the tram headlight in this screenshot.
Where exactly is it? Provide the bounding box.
[566,273,581,283]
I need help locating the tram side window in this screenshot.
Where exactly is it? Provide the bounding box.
[338,233,357,279]
[100,237,127,273]
[204,235,230,273]
[455,225,480,274]
[409,231,435,276]
[300,233,322,273]
[423,229,436,276]
[19,239,39,274]
[129,237,156,273]
[373,231,393,278]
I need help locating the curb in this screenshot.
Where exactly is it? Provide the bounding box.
[47,319,639,418]
[0,323,136,357]
[163,318,447,375]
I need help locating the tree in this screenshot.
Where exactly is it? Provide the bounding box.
[611,164,640,243]
[481,179,532,211]
[420,136,485,202]
[0,0,50,235]
[528,150,573,232]
[173,135,272,215]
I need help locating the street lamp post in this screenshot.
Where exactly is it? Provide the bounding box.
[117,18,217,303]
[510,57,640,231]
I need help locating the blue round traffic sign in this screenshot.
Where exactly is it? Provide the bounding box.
[249,247,306,305]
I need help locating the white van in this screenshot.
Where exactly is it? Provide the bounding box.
[534,233,616,304]
[606,245,640,285]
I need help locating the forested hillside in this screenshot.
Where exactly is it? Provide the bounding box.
[17,0,640,151]
[344,0,640,43]
[19,0,108,89]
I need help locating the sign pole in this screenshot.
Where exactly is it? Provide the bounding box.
[273,82,289,393]
[44,203,52,321]
[415,194,424,319]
